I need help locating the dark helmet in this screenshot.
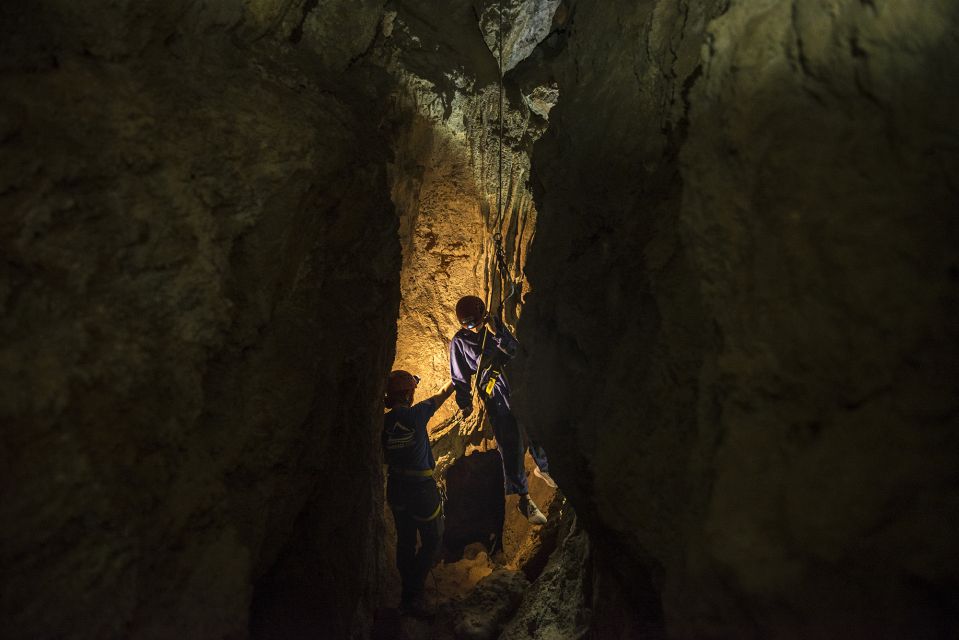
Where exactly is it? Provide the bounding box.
[455,295,486,329]
[386,369,420,397]
[385,370,419,407]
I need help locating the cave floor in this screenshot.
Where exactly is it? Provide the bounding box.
[372,452,568,640]
[371,545,498,640]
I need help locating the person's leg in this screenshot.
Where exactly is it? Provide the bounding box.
[487,399,546,523]
[408,479,444,605]
[527,439,559,488]
[487,400,528,496]
[528,439,549,473]
[413,514,443,594]
[391,505,417,604]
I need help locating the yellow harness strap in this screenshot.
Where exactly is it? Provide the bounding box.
[412,502,443,523]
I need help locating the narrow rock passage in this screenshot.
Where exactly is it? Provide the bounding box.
[372,449,568,640]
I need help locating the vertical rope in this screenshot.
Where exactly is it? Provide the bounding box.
[470,3,507,441]
[494,0,507,318]
[497,0,505,231]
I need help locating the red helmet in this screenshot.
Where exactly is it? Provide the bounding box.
[455,295,486,329]
[385,370,419,406]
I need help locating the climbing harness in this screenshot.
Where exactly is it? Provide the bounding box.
[411,501,443,523]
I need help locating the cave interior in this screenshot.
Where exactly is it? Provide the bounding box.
[1,1,958,639]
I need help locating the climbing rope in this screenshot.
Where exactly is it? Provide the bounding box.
[492,232,518,321]
[465,0,510,439]
[485,2,533,468]
[497,0,505,232]
[490,0,518,328]
[450,1,517,446]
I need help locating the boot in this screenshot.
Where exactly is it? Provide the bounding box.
[533,467,558,489]
[519,495,547,525]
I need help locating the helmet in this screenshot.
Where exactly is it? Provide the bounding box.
[385,370,419,407]
[455,295,486,329]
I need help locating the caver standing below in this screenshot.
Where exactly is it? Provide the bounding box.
[449,295,556,525]
[382,370,455,616]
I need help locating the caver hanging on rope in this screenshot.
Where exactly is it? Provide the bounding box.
[472,0,518,406]
[452,0,528,415]
[401,1,515,437]
[444,1,556,522]
[455,293,515,404]
[448,293,553,519]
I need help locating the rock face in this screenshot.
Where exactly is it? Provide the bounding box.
[385,0,548,422]
[474,0,564,72]
[2,1,564,637]
[381,0,562,606]
[499,517,590,640]
[453,568,529,640]
[514,0,959,638]
[388,108,489,424]
[444,451,506,556]
[6,0,956,638]
[1,2,399,638]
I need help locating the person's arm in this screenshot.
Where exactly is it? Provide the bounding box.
[449,337,475,415]
[426,381,455,409]
[412,383,452,426]
[487,315,519,359]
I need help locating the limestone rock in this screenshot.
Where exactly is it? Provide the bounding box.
[453,568,529,640]
[499,519,590,640]
[382,0,549,510]
[287,0,383,70]
[1,2,398,638]
[474,0,563,72]
[428,542,496,606]
[524,83,558,119]
[367,0,554,610]
[6,1,953,639]
[513,0,959,638]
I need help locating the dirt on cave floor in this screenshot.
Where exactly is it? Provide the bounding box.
[372,443,569,640]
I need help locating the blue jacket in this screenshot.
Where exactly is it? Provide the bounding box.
[449,324,519,411]
[382,399,440,473]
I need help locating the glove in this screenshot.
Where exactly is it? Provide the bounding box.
[461,404,473,418]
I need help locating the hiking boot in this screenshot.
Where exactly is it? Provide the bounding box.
[533,467,558,489]
[519,496,547,525]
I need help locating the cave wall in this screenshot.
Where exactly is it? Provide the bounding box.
[514,1,959,638]
[8,0,955,637]
[388,108,488,421]
[384,0,546,424]
[380,0,563,604]
[0,2,399,637]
